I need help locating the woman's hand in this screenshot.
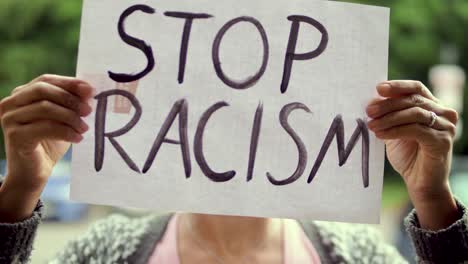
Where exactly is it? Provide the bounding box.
[367,80,460,230]
[0,74,94,222]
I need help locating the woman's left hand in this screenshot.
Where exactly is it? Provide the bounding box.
[366,80,460,230]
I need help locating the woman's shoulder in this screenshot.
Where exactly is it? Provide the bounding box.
[300,220,405,263]
[51,213,172,264]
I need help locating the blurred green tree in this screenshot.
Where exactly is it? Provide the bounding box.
[0,0,82,158]
[348,0,468,154]
[0,0,467,160]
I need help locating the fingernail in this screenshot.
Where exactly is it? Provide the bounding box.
[375,131,385,139]
[73,134,83,143]
[79,120,89,132]
[79,102,93,116]
[90,86,97,96]
[366,105,379,117]
[79,83,96,97]
[378,83,391,91]
[367,120,385,132]
[78,83,89,90]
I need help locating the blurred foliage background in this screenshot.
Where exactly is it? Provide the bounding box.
[0,0,82,157]
[351,0,468,156]
[1,2,466,262]
[0,0,467,162]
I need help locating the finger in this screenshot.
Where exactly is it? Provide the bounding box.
[366,94,457,124]
[368,107,457,136]
[376,80,437,101]
[30,74,95,99]
[374,124,453,152]
[0,82,92,117]
[2,101,88,133]
[11,84,26,95]
[7,120,83,146]
[375,124,433,141]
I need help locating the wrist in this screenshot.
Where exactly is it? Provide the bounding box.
[409,187,460,230]
[408,182,452,207]
[0,177,43,223]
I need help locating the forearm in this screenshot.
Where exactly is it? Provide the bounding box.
[0,179,43,223]
[409,186,461,231]
[0,179,43,263]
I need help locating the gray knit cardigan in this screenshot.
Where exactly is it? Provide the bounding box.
[1,199,468,264]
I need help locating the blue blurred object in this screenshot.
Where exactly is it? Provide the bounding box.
[0,159,6,175]
[42,148,88,222]
[41,163,88,221]
[451,156,468,204]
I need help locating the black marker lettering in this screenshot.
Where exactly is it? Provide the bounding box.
[109,4,156,83]
[267,103,311,185]
[194,101,236,182]
[246,102,263,182]
[164,12,213,84]
[142,99,191,177]
[308,116,369,188]
[281,15,328,93]
[212,16,269,89]
[95,90,142,172]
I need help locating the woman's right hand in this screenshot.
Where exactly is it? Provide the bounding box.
[0,74,94,222]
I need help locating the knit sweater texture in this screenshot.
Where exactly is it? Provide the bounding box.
[1,199,467,263]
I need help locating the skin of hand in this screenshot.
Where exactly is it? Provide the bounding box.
[0,76,461,231]
[367,80,460,230]
[0,74,94,222]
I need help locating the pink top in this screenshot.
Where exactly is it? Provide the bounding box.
[147,214,321,264]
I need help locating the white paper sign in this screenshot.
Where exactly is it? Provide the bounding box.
[72,0,389,223]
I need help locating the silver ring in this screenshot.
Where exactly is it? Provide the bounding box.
[428,111,437,128]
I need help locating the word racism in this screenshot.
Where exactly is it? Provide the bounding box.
[94,4,370,188]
